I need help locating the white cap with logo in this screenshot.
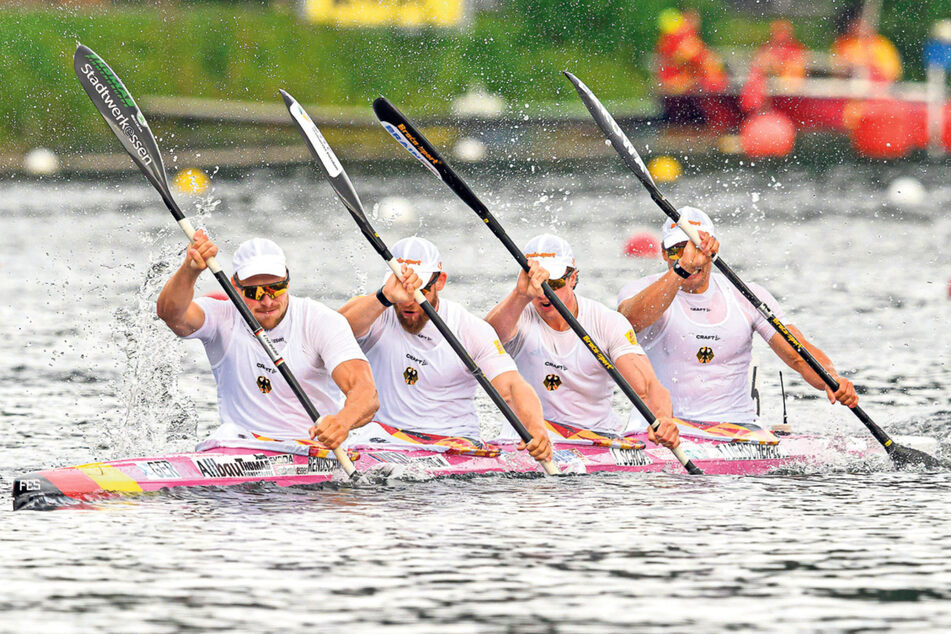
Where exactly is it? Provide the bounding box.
[661,206,716,249]
[232,238,287,281]
[524,233,575,279]
[388,236,443,282]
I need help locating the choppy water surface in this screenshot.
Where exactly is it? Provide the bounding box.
[2,161,950,632]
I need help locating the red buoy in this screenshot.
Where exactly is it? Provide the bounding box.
[205,292,229,301]
[852,100,913,159]
[624,232,661,258]
[739,110,796,158]
[943,103,951,151]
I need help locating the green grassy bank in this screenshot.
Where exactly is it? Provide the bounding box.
[2,1,943,153]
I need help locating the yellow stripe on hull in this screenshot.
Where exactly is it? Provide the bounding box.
[77,463,143,493]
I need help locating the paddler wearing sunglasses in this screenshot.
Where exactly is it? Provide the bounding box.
[616,207,858,431]
[337,236,552,462]
[485,234,680,448]
[156,231,378,450]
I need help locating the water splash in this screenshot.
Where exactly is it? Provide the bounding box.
[94,195,221,457]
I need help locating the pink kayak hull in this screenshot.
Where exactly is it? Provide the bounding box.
[12,432,883,510]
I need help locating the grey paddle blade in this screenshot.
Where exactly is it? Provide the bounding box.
[74,44,170,201]
[562,71,657,191]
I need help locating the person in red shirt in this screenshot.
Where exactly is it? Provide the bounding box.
[656,9,727,95]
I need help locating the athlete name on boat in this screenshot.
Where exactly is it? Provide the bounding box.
[137,460,181,480]
[256,362,276,374]
[193,454,275,479]
[610,446,650,467]
[712,443,782,461]
[307,456,337,474]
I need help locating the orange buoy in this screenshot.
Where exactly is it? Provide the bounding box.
[852,100,913,159]
[624,232,661,258]
[205,292,228,301]
[739,110,796,158]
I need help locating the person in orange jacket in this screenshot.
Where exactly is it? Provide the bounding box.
[832,18,902,83]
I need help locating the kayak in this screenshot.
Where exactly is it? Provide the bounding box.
[12,420,888,510]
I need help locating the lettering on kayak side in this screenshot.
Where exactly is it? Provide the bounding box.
[18,478,42,492]
[307,456,337,473]
[137,460,180,480]
[193,454,275,479]
[609,447,650,467]
[712,443,782,461]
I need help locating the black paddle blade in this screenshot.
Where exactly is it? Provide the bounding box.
[889,444,949,470]
[372,97,446,180]
[74,44,171,205]
[562,71,660,192]
[372,97,492,219]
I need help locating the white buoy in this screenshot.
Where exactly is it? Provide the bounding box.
[373,196,415,224]
[453,137,487,162]
[886,177,927,208]
[23,147,59,176]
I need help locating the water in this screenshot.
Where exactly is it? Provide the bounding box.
[2,161,950,632]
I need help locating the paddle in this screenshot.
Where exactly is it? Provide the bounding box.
[371,96,702,475]
[73,44,357,478]
[281,90,558,476]
[563,70,946,470]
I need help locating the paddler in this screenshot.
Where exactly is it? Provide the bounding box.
[485,234,680,448]
[337,236,552,462]
[156,231,379,449]
[616,207,859,430]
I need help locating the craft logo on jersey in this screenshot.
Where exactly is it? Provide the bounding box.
[697,346,715,364]
[257,376,273,394]
[403,366,419,385]
[543,373,562,391]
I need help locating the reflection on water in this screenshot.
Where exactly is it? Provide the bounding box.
[1,163,950,632]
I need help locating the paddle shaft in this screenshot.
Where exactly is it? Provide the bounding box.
[562,71,899,454]
[74,45,355,476]
[281,91,558,476]
[372,97,701,475]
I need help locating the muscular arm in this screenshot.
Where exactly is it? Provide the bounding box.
[618,271,683,332]
[485,290,531,344]
[311,359,379,448]
[157,230,219,336]
[331,359,379,430]
[338,264,421,338]
[489,370,552,462]
[768,325,858,407]
[486,262,548,344]
[337,294,387,339]
[614,352,673,417]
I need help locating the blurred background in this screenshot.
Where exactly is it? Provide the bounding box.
[2,0,950,177]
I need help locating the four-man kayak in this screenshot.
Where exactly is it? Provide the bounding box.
[12,420,891,510]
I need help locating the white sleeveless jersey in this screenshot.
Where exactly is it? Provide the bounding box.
[184,296,367,441]
[617,273,783,423]
[502,294,644,434]
[358,298,516,438]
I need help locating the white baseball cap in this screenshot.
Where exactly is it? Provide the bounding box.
[524,233,575,279]
[232,238,287,281]
[388,236,443,282]
[661,206,716,249]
